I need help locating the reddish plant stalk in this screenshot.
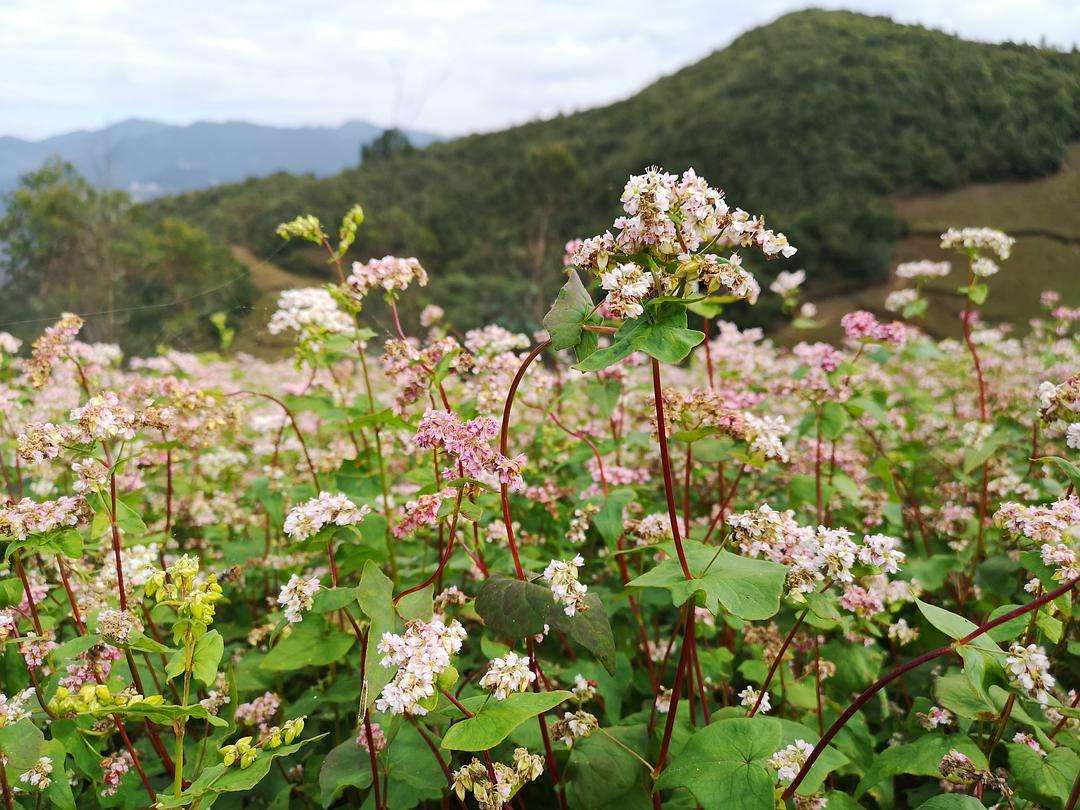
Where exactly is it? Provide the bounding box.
[652,610,695,797]
[749,608,808,716]
[548,411,608,495]
[782,576,1078,799]
[396,487,465,601]
[650,359,692,579]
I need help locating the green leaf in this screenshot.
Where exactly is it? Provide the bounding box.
[191,630,224,687]
[634,304,704,364]
[1036,455,1080,490]
[819,402,848,441]
[916,599,998,653]
[312,586,361,614]
[396,585,434,622]
[261,616,355,672]
[319,738,374,806]
[914,797,986,809]
[475,576,616,674]
[442,690,571,751]
[962,429,1009,475]
[626,540,787,620]
[357,560,400,710]
[574,319,644,372]
[1008,743,1078,810]
[656,717,776,808]
[855,734,987,797]
[544,272,596,350]
[565,724,650,809]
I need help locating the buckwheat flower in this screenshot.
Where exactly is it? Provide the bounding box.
[413,409,527,491]
[19,631,57,669]
[550,710,598,747]
[917,706,953,729]
[200,674,230,716]
[793,795,828,810]
[841,585,884,618]
[939,749,977,781]
[1040,542,1079,581]
[697,253,761,304]
[346,255,428,303]
[858,534,906,574]
[357,722,387,753]
[739,686,770,714]
[235,692,281,731]
[24,312,83,388]
[884,289,919,313]
[283,492,370,542]
[971,257,999,277]
[277,574,320,623]
[770,740,814,784]
[100,750,134,796]
[543,555,588,616]
[19,756,53,790]
[434,585,467,616]
[17,422,68,464]
[571,674,597,703]
[69,391,139,443]
[896,260,951,280]
[567,504,599,545]
[770,270,806,296]
[96,609,143,645]
[887,618,919,646]
[655,687,673,715]
[1006,643,1055,704]
[0,689,34,727]
[1012,732,1045,756]
[744,413,791,462]
[480,651,535,700]
[268,287,355,341]
[420,304,445,328]
[817,527,858,582]
[0,610,15,642]
[1067,422,1080,450]
[799,302,818,319]
[394,490,449,539]
[600,262,652,319]
[376,618,467,716]
[940,227,1014,260]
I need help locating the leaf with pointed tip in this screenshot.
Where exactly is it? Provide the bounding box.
[442,690,572,751]
[544,271,596,350]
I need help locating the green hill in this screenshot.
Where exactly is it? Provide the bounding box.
[150,9,1080,335]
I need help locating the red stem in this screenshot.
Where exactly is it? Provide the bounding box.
[651,359,693,580]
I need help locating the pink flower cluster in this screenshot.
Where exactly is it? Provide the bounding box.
[840,310,908,346]
[235,691,281,732]
[394,490,450,539]
[414,409,526,491]
[60,644,122,690]
[100,750,134,797]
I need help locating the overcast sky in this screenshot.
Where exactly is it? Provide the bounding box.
[2,1,1078,140]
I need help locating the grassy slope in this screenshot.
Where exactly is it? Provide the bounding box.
[151,9,1080,338]
[776,143,1080,344]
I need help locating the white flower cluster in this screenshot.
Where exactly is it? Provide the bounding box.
[743,413,791,462]
[600,262,654,319]
[543,555,588,616]
[896,260,951,280]
[0,496,88,541]
[19,756,53,791]
[738,686,770,714]
[550,710,598,747]
[277,574,320,623]
[940,227,1014,260]
[884,288,919,312]
[283,492,370,542]
[267,288,355,341]
[1005,643,1055,705]
[347,256,428,299]
[479,651,535,700]
[770,269,806,296]
[0,689,34,727]
[769,739,813,784]
[376,618,467,716]
[452,748,544,810]
[96,609,143,645]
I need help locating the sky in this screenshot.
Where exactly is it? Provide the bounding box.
[2,0,1078,141]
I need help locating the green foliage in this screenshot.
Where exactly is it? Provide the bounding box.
[147,10,1080,336]
[441,690,572,751]
[0,159,252,352]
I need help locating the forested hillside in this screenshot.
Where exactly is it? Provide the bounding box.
[145,10,1080,333]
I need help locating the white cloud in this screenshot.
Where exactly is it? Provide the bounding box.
[1,0,1077,139]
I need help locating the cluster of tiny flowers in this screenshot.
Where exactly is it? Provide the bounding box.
[571,674,597,703]
[479,651,536,700]
[357,722,387,753]
[100,750,134,796]
[888,618,919,645]
[19,756,53,791]
[917,706,953,729]
[770,740,814,784]
[413,409,526,490]
[940,227,1015,260]
[267,288,356,341]
[1011,732,1046,756]
[19,632,57,669]
[896,260,951,279]
[566,504,598,545]
[283,492,370,541]
[543,555,588,616]
[840,310,908,346]
[938,749,1013,797]
[234,692,282,732]
[277,574,320,623]
[346,256,428,299]
[770,269,806,297]
[96,608,142,645]
[452,748,544,810]
[994,496,1078,547]
[599,261,653,319]
[60,644,121,690]
[1005,643,1055,704]
[434,585,468,616]
[858,533,906,574]
[24,312,83,388]
[0,689,34,727]
[16,421,67,464]
[0,495,89,541]
[550,710,598,747]
[376,618,467,716]
[394,490,449,539]
[69,391,162,443]
[738,686,770,714]
[884,288,920,313]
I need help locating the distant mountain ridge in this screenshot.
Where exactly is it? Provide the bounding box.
[0,119,439,199]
